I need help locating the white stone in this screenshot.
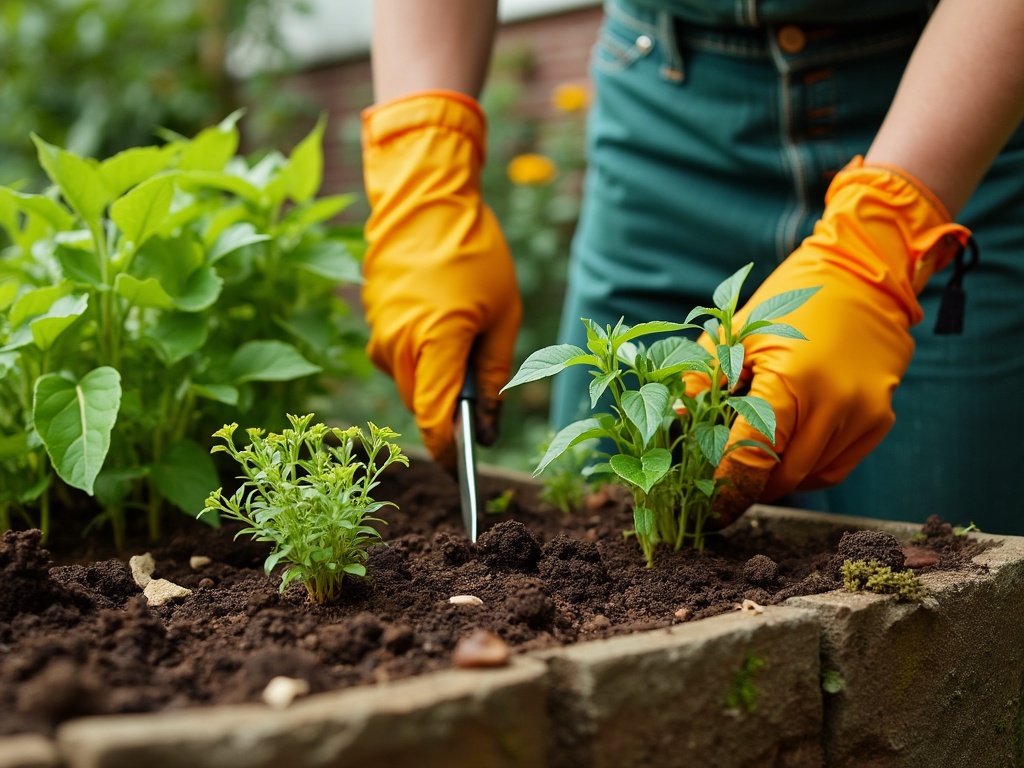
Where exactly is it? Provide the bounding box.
[449,595,483,606]
[189,556,213,570]
[262,676,310,710]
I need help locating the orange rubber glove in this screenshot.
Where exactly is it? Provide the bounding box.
[361,91,521,469]
[686,157,970,525]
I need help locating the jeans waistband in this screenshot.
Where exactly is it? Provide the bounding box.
[607,0,929,79]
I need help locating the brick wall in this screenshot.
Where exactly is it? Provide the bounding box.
[277,6,603,209]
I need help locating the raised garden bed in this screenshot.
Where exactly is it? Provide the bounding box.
[2,460,1023,768]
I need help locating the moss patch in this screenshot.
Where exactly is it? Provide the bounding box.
[841,559,927,601]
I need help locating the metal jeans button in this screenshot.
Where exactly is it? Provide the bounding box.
[636,34,653,53]
[777,25,807,54]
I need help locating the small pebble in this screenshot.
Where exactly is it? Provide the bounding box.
[261,676,310,710]
[449,595,483,606]
[674,608,691,621]
[451,630,511,668]
[189,555,212,570]
[903,546,941,569]
[198,578,215,590]
[143,578,193,606]
[129,553,156,588]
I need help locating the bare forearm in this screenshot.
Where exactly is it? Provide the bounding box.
[371,0,499,102]
[865,0,1024,217]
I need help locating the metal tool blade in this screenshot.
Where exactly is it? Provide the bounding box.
[453,365,479,542]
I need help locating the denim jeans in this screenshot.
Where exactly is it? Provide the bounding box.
[552,0,1024,533]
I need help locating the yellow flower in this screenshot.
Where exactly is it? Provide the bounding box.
[552,83,589,113]
[507,154,557,186]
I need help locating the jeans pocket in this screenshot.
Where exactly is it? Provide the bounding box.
[591,1,658,74]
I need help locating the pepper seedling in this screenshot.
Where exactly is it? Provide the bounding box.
[501,263,818,564]
[202,414,408,603]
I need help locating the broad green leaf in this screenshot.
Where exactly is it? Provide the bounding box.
[101,145,178,198]
[502,344,593,391]
[616,341,638,367]
[633,505,655,538]
[151,439,221,522]
[0,350,19,378]
[583,317,609,355]
[275,308,333,350]
[175,266,223,312]
[32,134,110,228]
[712,263,754,313]
[228,340,322,383]
[694,478,716,497]
[180,170,262,204]
[191,383,239,405]
[10,284,72,328]
[589,370,619,408]
[179,110,242,172]
[286,114,326,204]
[704,317,721,339]
[110,174,176,253]
[2,189,75,231]
[717,343,744,391]
[145,312,208,365]
[281,194,353,232]
[694,422,730,467]
[343,563,367,577]
[621,383,669,448]
[739,322,807,341]
[0,431,28,458]
[747,286,821,323]
[55,244,103,285]
[648,337,712,368]
[609,448,671,494]
[0,281,17,312]
[289,240,362,283]
[729,395,776,443]
[95,466,148,507]
[114,274,176,309]
[30,293,88,350]
[685,305,724,325]
[616,320,695,345]
[33,367,121,495]
[207,222,270,264]
[534,417,606,475]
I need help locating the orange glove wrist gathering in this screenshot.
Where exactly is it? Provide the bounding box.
[687,156,971,525]
[361,91,522,468]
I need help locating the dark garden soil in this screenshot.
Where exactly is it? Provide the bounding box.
[0,460,988,738]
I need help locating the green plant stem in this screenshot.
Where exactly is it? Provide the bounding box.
[39,486,51,543]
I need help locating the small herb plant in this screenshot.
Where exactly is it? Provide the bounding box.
[502,264,817,564]
[203,414,408,604]
[0,113,365,545]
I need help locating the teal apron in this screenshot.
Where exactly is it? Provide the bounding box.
[551,0,1024,534]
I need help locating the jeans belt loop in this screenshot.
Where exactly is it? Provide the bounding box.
[657,10,686,82]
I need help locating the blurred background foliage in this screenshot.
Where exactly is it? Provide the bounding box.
[0,0,587,473]
[0,0,314,190]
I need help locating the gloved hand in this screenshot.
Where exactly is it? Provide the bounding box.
[686,157,970,526]
[361,91,521,469]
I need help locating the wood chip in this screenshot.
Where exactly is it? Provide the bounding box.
[143,578,192,607]
[449,594,483,606]
[451,630,510,668]
[740,599,765,614]
[129,553,156,588]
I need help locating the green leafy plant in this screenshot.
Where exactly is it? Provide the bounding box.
[203,414,408,604]
[537,437,595,515]
[724,653,766,714]
[0,113,364,545]
[501,264,818,564]
[840,559,927,602]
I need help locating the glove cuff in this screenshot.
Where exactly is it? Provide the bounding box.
[361,90,487,163]
[828,156,972,297]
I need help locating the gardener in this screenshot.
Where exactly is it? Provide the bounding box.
[359,0,1024,534]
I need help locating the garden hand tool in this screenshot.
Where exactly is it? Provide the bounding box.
[453,362,480,542]
[684,156,971,527]
[360,89,521,471]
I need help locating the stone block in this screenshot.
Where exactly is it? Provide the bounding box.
[539,606,823,768]
[56,657,547,768]
[0,735,61,768]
